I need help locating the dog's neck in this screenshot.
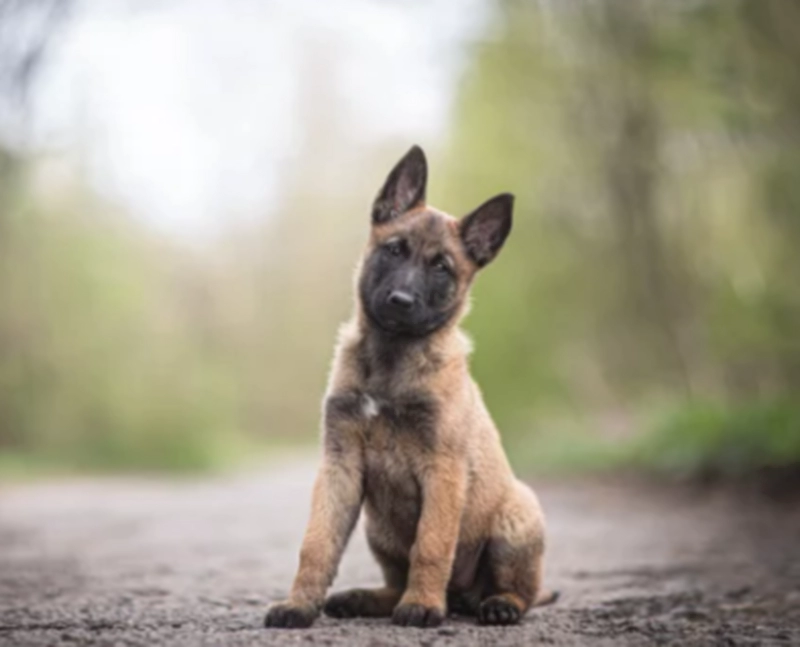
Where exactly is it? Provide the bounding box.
[360,321,433,372]
[353,307,468,385]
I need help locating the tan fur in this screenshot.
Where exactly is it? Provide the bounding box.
[265,194,553,630]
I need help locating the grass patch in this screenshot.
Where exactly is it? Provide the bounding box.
[507,424,634,476]
[509,400,800,479]
[631,400,800,478]
[0,433,307,481]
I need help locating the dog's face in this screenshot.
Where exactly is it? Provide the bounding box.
[358,146,513,338]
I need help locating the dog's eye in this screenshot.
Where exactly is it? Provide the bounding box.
[385,240,405,257]
[431,255,450,272]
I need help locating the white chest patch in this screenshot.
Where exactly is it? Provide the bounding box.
[361,394,380,419]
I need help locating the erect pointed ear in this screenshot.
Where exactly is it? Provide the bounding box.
[459,193,514,267]
[372,145,427,224]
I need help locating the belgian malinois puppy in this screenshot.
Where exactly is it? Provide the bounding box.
[264,146,555,629]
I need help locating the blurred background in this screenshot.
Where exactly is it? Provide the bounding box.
[1,0,798,478]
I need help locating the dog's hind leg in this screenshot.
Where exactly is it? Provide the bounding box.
[479,481,552,625]
[324,586,403,618]
[324,537,406,618]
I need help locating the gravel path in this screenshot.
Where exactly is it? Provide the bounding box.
[1,456,798,646]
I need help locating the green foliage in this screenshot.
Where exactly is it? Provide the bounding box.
[0,167,242,472]
[442,0,800,476]
[635,401,800,477]
[504,400,800,478]
[3,0,800,478]
[504,419,635,477]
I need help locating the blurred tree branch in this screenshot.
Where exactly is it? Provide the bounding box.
[0,0,73,147]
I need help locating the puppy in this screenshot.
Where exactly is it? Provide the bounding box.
[264,145,555,629]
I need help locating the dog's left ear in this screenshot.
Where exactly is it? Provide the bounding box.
[372,145,428,224]
[459,193,514,267]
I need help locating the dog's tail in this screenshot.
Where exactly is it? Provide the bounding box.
[533,590,560,607]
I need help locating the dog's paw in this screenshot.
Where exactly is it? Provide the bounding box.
[478,596,522,625]
[263,601,317,629]
[324,590,367,618]
[391,603,444,628]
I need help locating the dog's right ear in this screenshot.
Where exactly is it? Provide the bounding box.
[372,145,427,225]
[459,193,513,268]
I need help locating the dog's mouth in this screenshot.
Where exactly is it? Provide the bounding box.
[367,305,455,339]
[371,311,427,337]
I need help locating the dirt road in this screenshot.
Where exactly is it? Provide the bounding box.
[1,457,798,646]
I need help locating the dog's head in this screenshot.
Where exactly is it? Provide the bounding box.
[358,145,513,338]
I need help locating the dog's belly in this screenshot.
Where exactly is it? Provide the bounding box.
[449,539,487,591]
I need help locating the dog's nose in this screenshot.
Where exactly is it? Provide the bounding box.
[387,290,415,310]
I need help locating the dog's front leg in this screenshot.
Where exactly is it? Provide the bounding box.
[264,446,363,629]
[392,457,467,627]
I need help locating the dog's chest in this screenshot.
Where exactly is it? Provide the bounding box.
[363,439,419,502]
[358,388,438,450]
[363,433,422,546]
[357,390,435,539]
[359,390,429,485]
